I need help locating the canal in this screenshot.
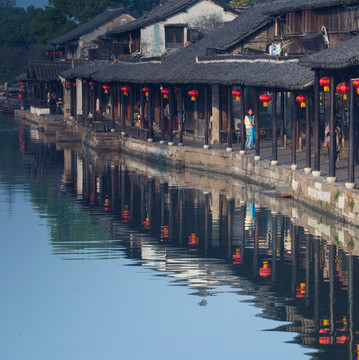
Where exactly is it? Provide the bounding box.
[1,113,358,360]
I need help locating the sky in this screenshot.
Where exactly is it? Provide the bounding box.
[15,0,47,8]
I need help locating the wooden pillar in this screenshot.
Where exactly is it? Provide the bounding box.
[240,87,245,151]
[121,89,126,133]
[179,87,184,145]
[305,91,311,171]
[129,86,134,127]
[160,88,165,142]
[140,85,144,128]
[271,91,278,163]
[313,72,320,173]
[204,86,209,147]
[227,86,233,149]
[348,78,355,185]
[169,86,174,143]
[291,92,297,168]
[280,92,285,147]
[254,89,260,157]
[148,86,153,140]
[111,86,115,130]
[329,73,336,179]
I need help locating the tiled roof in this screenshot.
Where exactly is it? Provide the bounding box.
[299,35,359,69]
[49,8,131,46]
[26,61,71,81]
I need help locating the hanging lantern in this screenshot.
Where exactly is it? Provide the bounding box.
[142,86,149,99]
[259,261,271,277]
[73,83,77,87]
[83,80,87,84]
[259,93,272,107]
[161,88,169,99]
[102,84,111,94]
[46,51,49,55]
[88,81,93,90]
[336,82,349,100]
[121,85,130,96]
[65,81,71,87]
[353,79,359,94]
[319,76,330,92]
[188,89,199,101]
[232,89,241,101]
[296,94,306,108]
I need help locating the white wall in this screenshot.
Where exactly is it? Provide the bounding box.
[76,78,83,116]
[140,0,237,57]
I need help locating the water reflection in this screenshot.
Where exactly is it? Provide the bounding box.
[3,116,359,359]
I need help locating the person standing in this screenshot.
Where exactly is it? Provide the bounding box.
[244,108,255,149]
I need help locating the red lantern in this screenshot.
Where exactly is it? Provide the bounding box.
[296,94,306,108]
[319,76,330,92]
[353,79,359,94]
[161,88,169,99]
[121,85,130,96]
[46,51,49,55]
[259,93,272,107]
[259,261,271,277]
[83,80,87,84]
[73,83,77,87]
[336,82,349,100]
[65,81,71,87]
[142,87,149,98]
[88,81,93,89]
[102,84,111,94]
[232,89,241,101]
[188,89,199,101]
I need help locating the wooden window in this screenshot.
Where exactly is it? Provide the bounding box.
[165,26,184,49]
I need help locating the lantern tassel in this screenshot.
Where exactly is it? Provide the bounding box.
[324,86,329,92]
[263,102,268,107]
[343,94,348,100]
[236,96,240,101]
[301,102,306,108]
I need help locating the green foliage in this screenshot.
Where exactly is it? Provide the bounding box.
[348,237,354,250]
[325,201,329,208]
[228,0,254,7]
[348,198,355,212]
[333,189,340,201]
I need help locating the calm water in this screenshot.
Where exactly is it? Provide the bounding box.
[1,114,358,360]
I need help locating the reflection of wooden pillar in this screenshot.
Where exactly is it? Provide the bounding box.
[227,87,232,149]
[227,198,233,259]
[272,91,277,162]
[253,207,259,276]
[130,180,134,223]
[314,72,320,172]
[291,224,297,295]
[305,232,311,302]
[160,182,165,237]
[329,73,336,178]
[121,90,126,133]
[141,184,145,225]
[314,239,320,333]
[179,188,184,246]
[148,178,152,231]
[169,187,174,242]
[240,202,246,264]
[329,244,335,340]
[271,212,278,282]
[204,192,209,254]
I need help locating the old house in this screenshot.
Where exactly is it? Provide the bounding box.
[46,8,136,61]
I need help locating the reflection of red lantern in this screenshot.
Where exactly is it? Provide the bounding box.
[161,225,169,239]
[319,336,330,344]
[296,94,306,108]
[143,215,149,230]
[232,89,241,101]
[103,197,111,212]
[296,282,306,298]
[18,93,23,99]
[122,205,130,221]
[102,84,111,94]
[259,93,272,107]
[20,82,25,88]
[319,76,330,92]
[188,89,199,101]
[259,261,272,277]
[336,82,349,100]
[232,248,241,264]
[188,233,199,251]
[353,79,359,95]
[161,88,169,99]
[121,85,130,96]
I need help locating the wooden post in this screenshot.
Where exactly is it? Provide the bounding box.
[291,92,297,168]
[271,91,277,163]
[204,86,209,147]
[280,92,285,148]
[121,89,126,133]
[348,77,355,185]
[313,72,320,173]
[329,73,336,179]
[129,86,134,127]
[111,85,115,130]
[160,88,165,142]
[240,87,245,151]
[179,87,184,145]
[254,89,260,157]
[169,86,174,143]
[148,86,153,140]
[305,91,311,171]
[227,86,232,149]
[140,85,144,128]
